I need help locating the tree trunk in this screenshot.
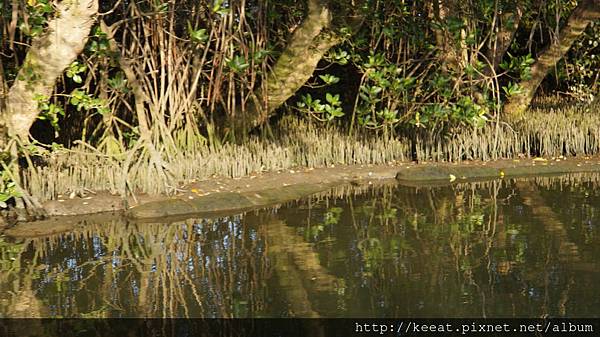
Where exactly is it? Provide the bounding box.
[231,0,340,135]
[1,0,98,141]
[503,0,600,118]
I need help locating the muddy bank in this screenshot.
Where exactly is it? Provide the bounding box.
[3,165,399,237]
[5,156,600,235]
[395,157,600,183]
[41,165,401,218]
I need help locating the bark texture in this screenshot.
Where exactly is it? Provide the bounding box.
[232,0,340,135]
[2,0,98,141]
[503,0,600,117]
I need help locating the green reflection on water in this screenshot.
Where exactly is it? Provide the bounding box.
[1,175,600,318]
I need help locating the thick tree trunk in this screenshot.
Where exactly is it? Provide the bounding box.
[503,0,600,117]
[231,0,340,135]
[1,0,98,141]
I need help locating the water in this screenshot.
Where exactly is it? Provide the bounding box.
[1,175,599,318]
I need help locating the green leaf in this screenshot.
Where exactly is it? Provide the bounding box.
[212,0,224,13]
[187,22,208,43]
[253,49,271,62]
[325,93,340,105]
[226,55,250,73]
[319,74,340,85]
[371,86,382,95]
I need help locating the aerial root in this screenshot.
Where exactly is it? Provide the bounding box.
[145,142,177,194]
[11,192,47,222]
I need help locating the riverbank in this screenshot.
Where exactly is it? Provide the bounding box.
[17,101,600,206]
[4,101,600,230]
[15,155,600,220]
[42,164,402,219]
[2,164,400,237]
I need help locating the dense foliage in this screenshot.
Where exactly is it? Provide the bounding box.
[0,0,596,142]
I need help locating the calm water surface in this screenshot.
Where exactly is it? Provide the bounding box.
[1,176,599,318]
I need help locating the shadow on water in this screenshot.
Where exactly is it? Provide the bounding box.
[1,174,600,318]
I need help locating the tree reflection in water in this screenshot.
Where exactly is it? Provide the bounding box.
[1,175,599,318]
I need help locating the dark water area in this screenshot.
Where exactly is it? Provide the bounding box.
[1,175,600,318]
